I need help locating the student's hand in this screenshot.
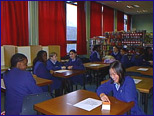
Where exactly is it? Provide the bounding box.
[100,93,110,103]
[50,70,54,74]
[68,66,73,70]
[61,66,66,69]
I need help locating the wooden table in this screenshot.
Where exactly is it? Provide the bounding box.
[52,70,86,93]
[126,66,153,76]
[101,76,153,114]
[84,62,110,87]
[34,90,134,115]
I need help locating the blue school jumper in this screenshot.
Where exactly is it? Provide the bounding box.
[46,59,62,71]
[90,51,101,62]
[120,54,131,68]
[3,68,43,115]
[111,52,122,61]
[97,76,145,115]
[33,61,61,92]
[65,57,85,85]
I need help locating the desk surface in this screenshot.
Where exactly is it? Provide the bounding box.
[84,62,110,70]
[126,66,153,76]
[34,90,134,115]
[101,76,153,94]
[52,70,85,78]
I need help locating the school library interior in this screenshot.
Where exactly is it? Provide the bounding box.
[1,1,153,115]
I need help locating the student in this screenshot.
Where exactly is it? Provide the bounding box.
[46,52,65,71]
[90,45,102,62]
[111,46,122,61]
[120,48,131,68]
[96,61,145,115]
[65,50,85,88]
[33,50,62,95]
[3,53,43,115]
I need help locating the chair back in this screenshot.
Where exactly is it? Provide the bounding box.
[20,92,52,115]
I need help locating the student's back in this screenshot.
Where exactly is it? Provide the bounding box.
[3,53,42,115]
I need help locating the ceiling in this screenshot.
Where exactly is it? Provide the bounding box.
[97,1,153,15]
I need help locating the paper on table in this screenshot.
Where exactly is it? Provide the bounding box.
[1,79,6,89]
[133,79,142,84]
[89,64,101,66]
[54,70,69,73]
[73,98,102,111]
[137,68,148,71]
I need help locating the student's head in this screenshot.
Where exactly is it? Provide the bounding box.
[10,53,28,70]
[69,50,77,60]
[93,45,100,52]
[109,60,125,85]
[49,52,57,62]
[113,46,119,53]
[120,48,127,55]
[36,50,47,62]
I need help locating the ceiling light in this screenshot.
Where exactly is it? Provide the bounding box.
[115,1,122,2]
[133,5,140,8]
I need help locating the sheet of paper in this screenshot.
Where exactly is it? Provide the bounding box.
[89,64,101,66]
[54,70,69,73]
[137,68,148,71]
[133,79,142,84]
[1,79,6,89]
[73,98,102,111]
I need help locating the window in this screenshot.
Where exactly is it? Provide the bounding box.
[124,14,128,32]
[66,2,77,53]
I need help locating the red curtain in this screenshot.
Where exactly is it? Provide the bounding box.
[1,1,28,46]
[90,1,102,38]
[39,1,66,57]
[127,14,131,31]
[103,5,114,33]
[117,10,124,31]
[77,1,87,55]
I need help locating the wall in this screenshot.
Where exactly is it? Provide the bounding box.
[132,14,153,33]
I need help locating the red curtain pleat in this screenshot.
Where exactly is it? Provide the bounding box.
[39,1,66,57]
[117,10,124,31]
[90,1,102,38]
[1,1,28,46]
[77,1,87,55]
[103,5,114,33]
[127,14,131,31]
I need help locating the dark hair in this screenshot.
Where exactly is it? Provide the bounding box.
[5,53,27,73]
[109,60,125,85]
[49,52,57,58]
[121,48,127,52]
[93,45,100,51]
[69,49,77,54]
[33,50,47,69]
[113,45,119,50]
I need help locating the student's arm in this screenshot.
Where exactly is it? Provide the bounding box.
[123,77,136,102]
[72,58,85,70]
[96,80,113,97]
[25,72,43,93]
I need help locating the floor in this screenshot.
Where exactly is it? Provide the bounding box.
[1,76,153,115]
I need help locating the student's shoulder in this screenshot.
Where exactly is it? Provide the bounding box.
[125,76,134,83]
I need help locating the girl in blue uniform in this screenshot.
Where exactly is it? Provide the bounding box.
[65,50,85,87]
[90,45,102,62]
[46,52,65,71]
[111,46,122,61]
[97,61,145,115]
[33,50,62,95]
[3,53,43,115]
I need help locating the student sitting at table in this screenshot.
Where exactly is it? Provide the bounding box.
[33,50,62,96]
[120,48,131,68]
[111,46,122,61]
[65,50,85,90]
[3,53,43,115]
[46,52,66,71]
[97,61,145,115]
[90,45,102,62]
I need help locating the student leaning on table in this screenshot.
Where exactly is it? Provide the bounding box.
[3,53,43,115]
[96,60,145,115]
